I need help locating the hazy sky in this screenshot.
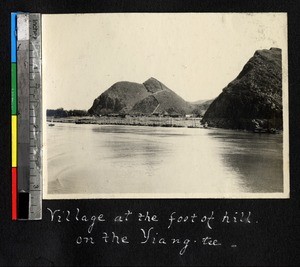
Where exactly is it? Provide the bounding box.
[42,13,287,110]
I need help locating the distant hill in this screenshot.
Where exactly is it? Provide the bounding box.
[190,99,214,116]
[190,99,211,105]
[89,77,202,116]
[202,48,283,130]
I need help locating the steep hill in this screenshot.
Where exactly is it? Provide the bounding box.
[89,77,194,116]
[88,81,151,115]
[202,48,283,130]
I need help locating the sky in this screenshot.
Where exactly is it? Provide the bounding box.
[42,13,287,110]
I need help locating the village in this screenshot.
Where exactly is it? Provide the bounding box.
[47,112,207,128]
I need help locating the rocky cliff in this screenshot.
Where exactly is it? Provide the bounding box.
[202,48,283,130]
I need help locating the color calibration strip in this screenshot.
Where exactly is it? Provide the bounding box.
[11,13,43,220]
[11,13,18,220]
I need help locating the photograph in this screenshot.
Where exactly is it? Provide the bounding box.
[42,13,289,199]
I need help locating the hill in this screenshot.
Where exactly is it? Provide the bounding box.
[89,77,196,116]
[88,81,151,115]
[202,48,283,130]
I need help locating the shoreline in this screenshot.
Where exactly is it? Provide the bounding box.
[46,116,282,134]
[47,116,204,128]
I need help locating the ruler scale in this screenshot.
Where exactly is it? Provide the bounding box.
[28,13,43,220]
[17,14,30,219]
[12,13,43,220]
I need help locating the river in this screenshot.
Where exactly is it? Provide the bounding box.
[45,123,283,197]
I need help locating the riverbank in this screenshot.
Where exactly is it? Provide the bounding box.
[46,117,283,134]
[47,116,204,128]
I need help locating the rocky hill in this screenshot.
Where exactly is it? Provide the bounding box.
[88,81,150,115]
[202,48,283,130]
[88,77,196,116]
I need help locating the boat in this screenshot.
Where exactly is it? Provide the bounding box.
[268,128,279,134]
[203,122,209,129]
[48,118,55,127]
[253,127,267,133]
[75,119,84,124]
[253,127,279,134]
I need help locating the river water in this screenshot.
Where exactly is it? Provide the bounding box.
[46,123,283,197]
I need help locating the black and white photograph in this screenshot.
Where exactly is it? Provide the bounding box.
[42,13,289,199]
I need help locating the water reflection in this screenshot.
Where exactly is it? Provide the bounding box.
[207,130,283,192]
[46,123,283,196]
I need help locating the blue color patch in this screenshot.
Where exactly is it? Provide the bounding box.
[11,13,18,63]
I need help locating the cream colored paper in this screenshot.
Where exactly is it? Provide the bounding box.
[42,13,289,199]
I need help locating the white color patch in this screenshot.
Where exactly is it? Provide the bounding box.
[17,14,29,41]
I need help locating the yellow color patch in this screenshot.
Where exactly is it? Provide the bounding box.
[12,115,17,167]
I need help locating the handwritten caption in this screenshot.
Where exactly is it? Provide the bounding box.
[47,208,257,256]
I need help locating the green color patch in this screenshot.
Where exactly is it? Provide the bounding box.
[11,63,17,114]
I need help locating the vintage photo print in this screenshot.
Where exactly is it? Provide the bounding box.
[42,13,289,199]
